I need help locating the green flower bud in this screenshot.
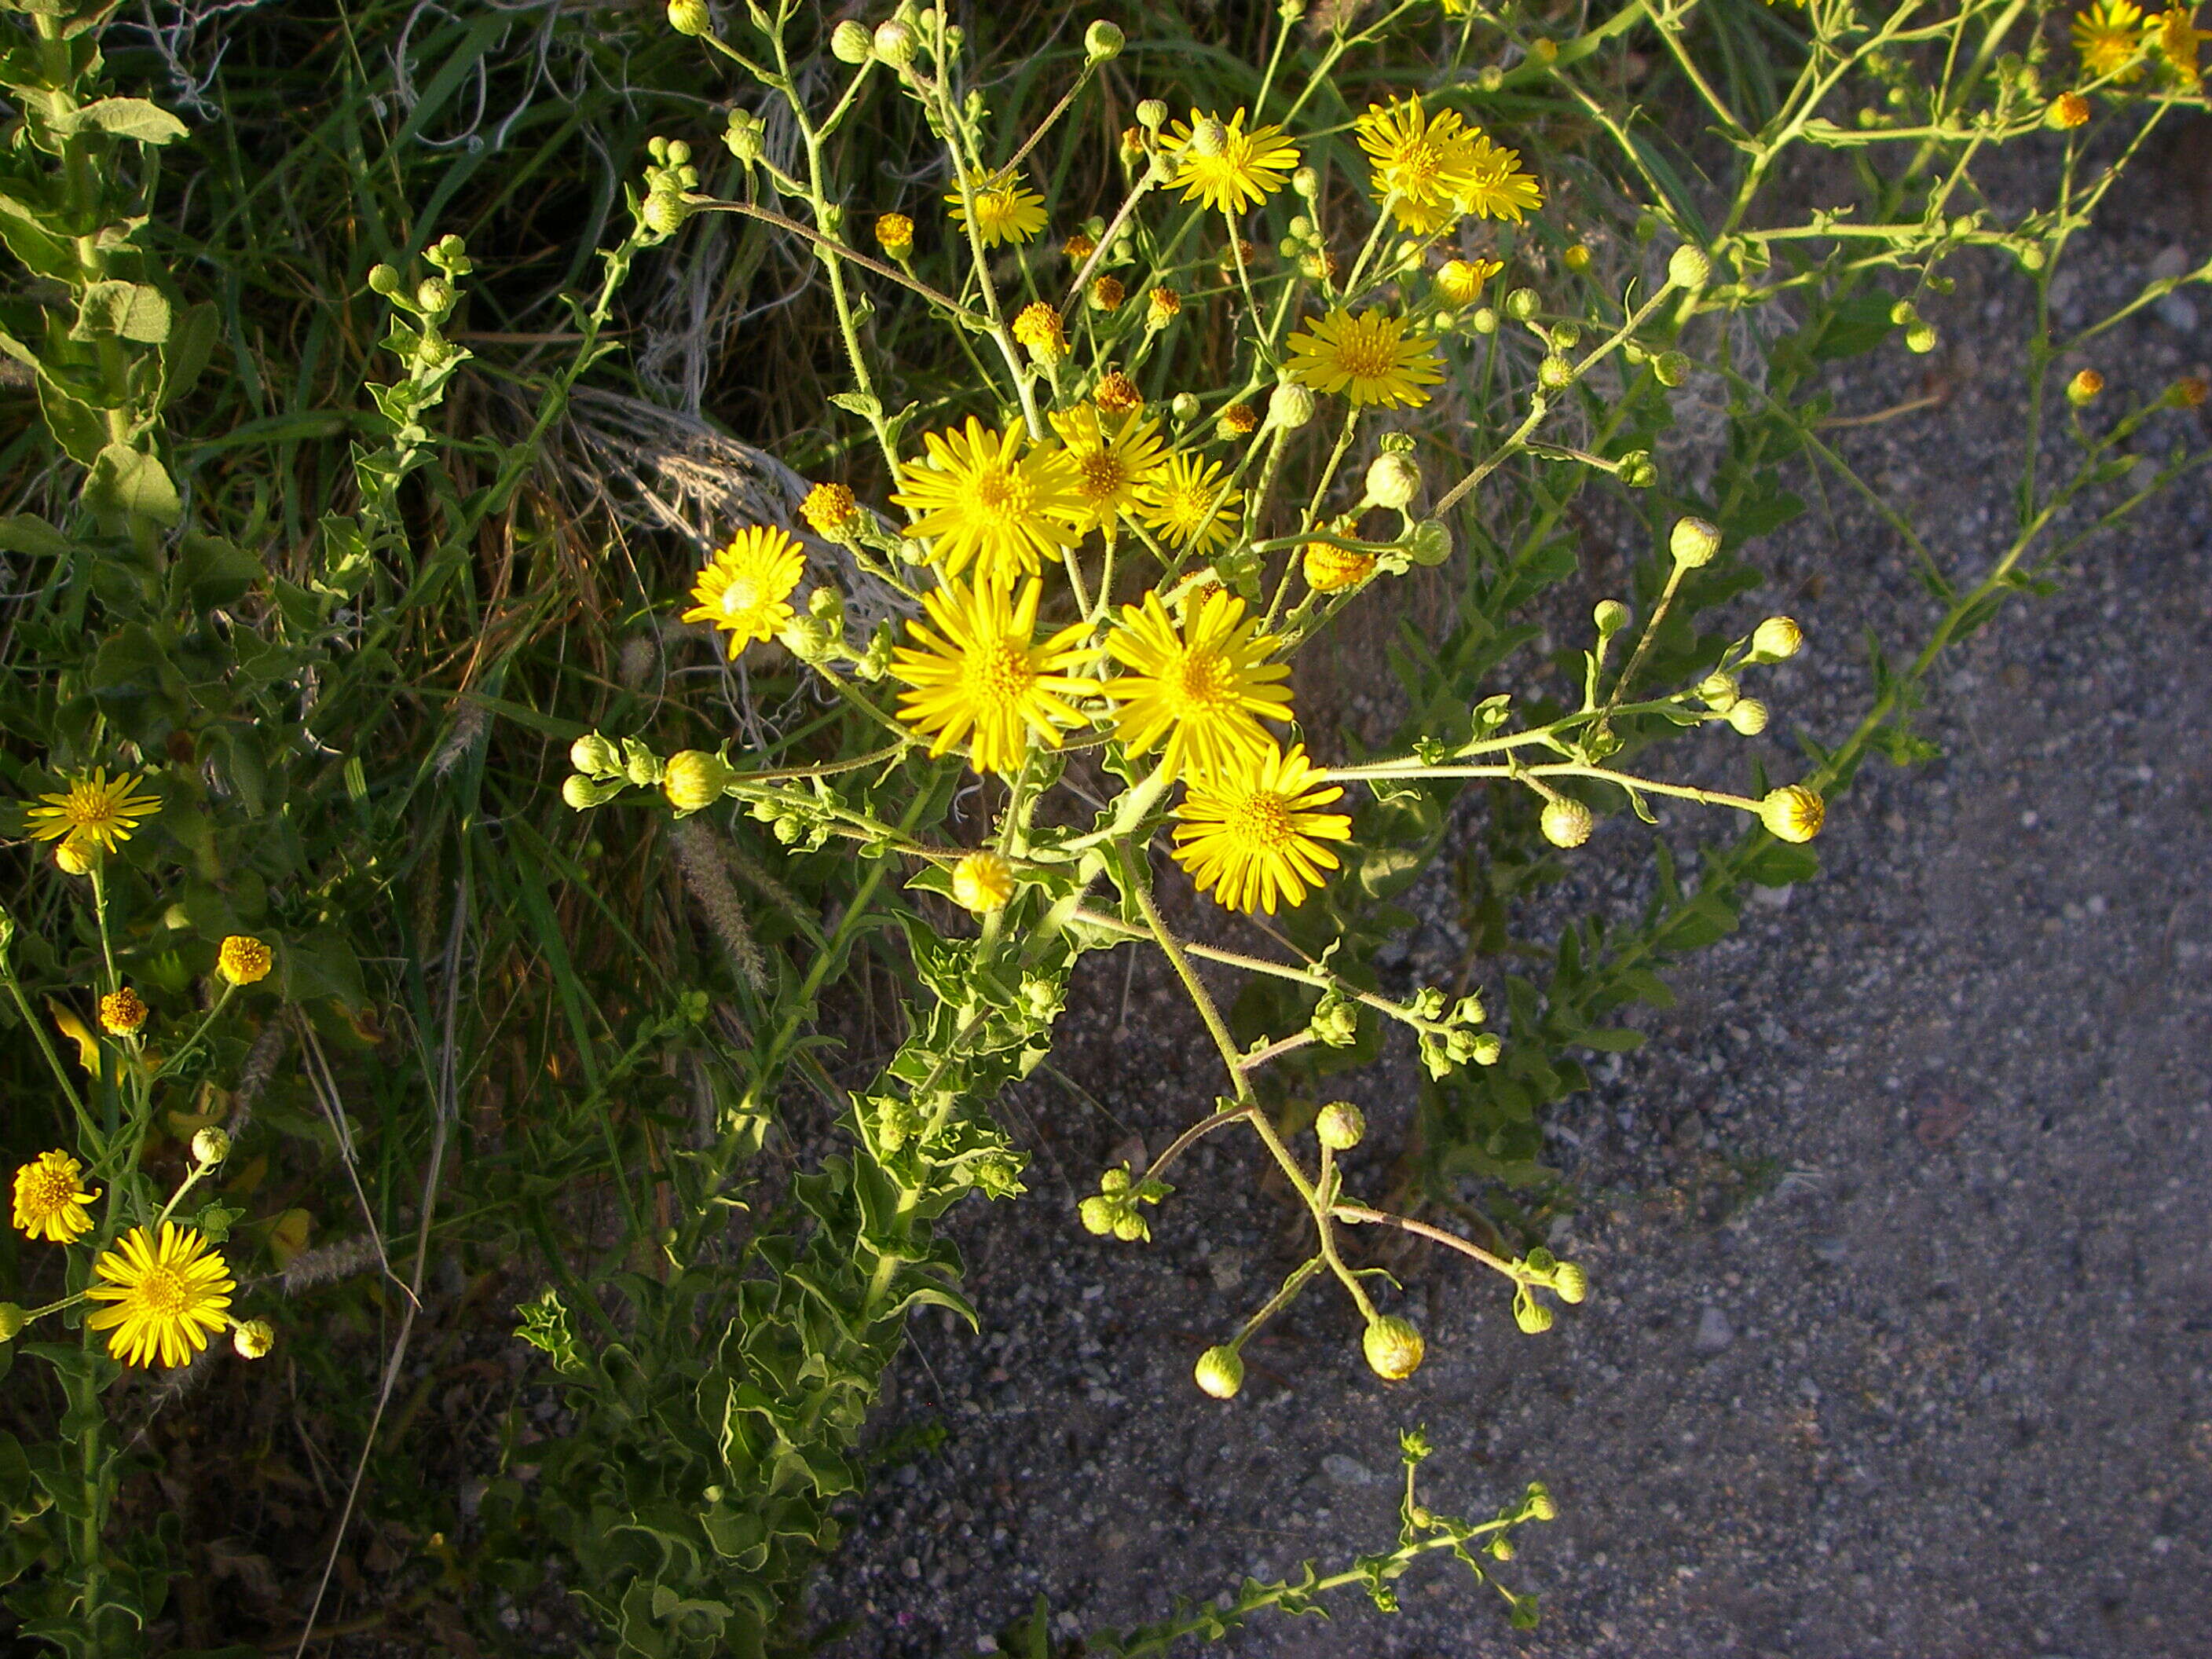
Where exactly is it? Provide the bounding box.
[1634,212,1660,243]
[1079,1195,1115,1236]
[1504,286,1540,321]
[1362,1317,1426,1381]
[1170,392,1201,423]
[1292,165,1320,199]
[724,108,767,164]
[1194,1346,1244,1399]
[1618,450,1657,489]
[873,19,917,63]
[1727,697,1770,735]
[1268,382,1317,430]
[367,263,402,297]
[1669,516,1723,568]
[1316,1101,1366,1151]
[1537,355,1573,390]
[1668,244,1712,288]
[1553,1262,1588,1305]
[192,1126,232,1166]
[1750,615,1803,661]
[571,733,623,777]
[1905,323,1939,354]
[1084,19,1124,60]
[1540,797,1593,849]
[1478,64,1503,91]
[1112,1211,1146,1242]
[666,0,711,36]
[642,186,690,238]
[1470,306,1498,335]
[1137,98,1167,130]
[1654,350,1691,387]
[1549,321,1580,350]
[1889,298,1919,327]
[1526,1482,1559,1522]
[1404,518,1452,567]
[416,278,453,316]
[662,750,736,814]
[0,1303,22,1342]
[1514,1293,1555,1335]
[1470,1032,1502,1065]
[562,774,622,811]
[830,19,871,61]
[1697,671,1739,711]
[1365,452,1421,511]
[1760,784,1825,843]
[1189,117,1229,158]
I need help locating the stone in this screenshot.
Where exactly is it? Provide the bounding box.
[1321,1453,1375,1488]
[1694,1305,1736,1353]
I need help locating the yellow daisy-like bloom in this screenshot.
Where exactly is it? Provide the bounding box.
[216,934,273,987]
[1356,97,1478,233]
[1100,589,1292,782]
[1012,300,1069,363]
[1286,309,1445,409]
[1302,517,1375,593]
[891,418,1088,584]
[1456,135,1545,222]
[25,767,160,859]
[876,213,916,258]
[1135,452,1245,555]
[1434,258,1503,306]
[99,987,148,1035]
[1146,287,1182,328]
[950,850,1016,913]
[2154,4,2209,75]
[1172,742,1353,914]
[680,526,808,655]
[1048,405,1169,537]
[947,170,1049,247]
[891,577,1096,775]
[84,1222,235,1369]
[2073,0,2149,77]
[1088,275,1126,313]
[1164,108,1300,216]
[12,1149,101,1244]
[1063,231,1098,262]
[800,482,861,537]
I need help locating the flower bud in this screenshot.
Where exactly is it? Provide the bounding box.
[951,850,1016,914]
[1537,355,1573,390]
[1146,286,1182,329]
[723,108,766,164]
[1697,671,1739,711]
[2170,376,2209,410]
[1751,615,1803,661]
[1553,1262,1588,1305]
[1268,382,1316,430]
[800,482,862,539]
[1593,599,1630,636]
[1136,98,1167,130]
[57,838,97,876]
[99,987,148,1036]
[1759,784,1826,843]
[1084,19,1124,60]
[642,187,690,238]
[192,1126,232,1166]
[563,774,619,811]
[416,278,453,315]
[1470,1032,1502,1065]
[2046,90,2090,130]
[1668,244,1711,289]
[873,19,917,64]
[1404,518,1452,567]
[233,1318,274,1360]
[1504,286,1539,321]
[1526,1482,1559,1522]
[1470,306,1497,335]
[1905,323,1939,354]
[662,750,736,814]
[1316,1101,1365,1151]
[1216,402,1258,439]
[0,1302,23,1342]
[1514,1295,1555,1334]
[1194,1346,1244,1399]
[1170,392,1200,423]
[1654,350,1690,387]
[830,19,871,61]
[1292,165,1321,199]
[1079,1195,1115,1235]
[1012,300,1068,364]
[1364,452,1421,511]
[666,0,711,35]
[1669,516,1722,568]
[1727,698,1770,735]
[1362,1316,1425,1381]
[1189,117,1229,158]
[1563,242,1591,272]
[2066,367,2104,405]
[571,732,623,777]
[1540,797,1593,849]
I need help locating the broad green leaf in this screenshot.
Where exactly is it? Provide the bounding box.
[84,443,180,526]
[59,97,188,145]
[70,279,170,343]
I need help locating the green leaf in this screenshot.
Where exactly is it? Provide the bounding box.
[1738,839,1819,887]
[0,191,75,281]
[69,280,170,344]
[84,444,181,526]
[158,301,218,412]
[0,514,70,558]
[58,97,189,145]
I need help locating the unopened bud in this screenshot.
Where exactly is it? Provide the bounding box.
[1669,516,1722,567]
[1136,98,1167,130]
[1759,784,1826,843]
[873,19,916,63]
[1084,19,1124,60]
[662,750,735,813]
[1697,671,1739,711]
[1292,165,1320,199]
[1905,323,1939,354]
[1316,1101,1366,1151]
[1727,698,1770,735]
[1540,797,1593,849]
[830,20,871,61]
[1404,518,1452,566]
[667,0,711,34]
[1194,1346,1244,1399]
[1189,117,1229,158]
[1170,392,1200,423]
[367,263,402,297]
[1269,382,1316,430]
[1593,599,1630,636]
[1526,1482,1559,1522]
[1470,306,1498,335]
[1537,355,1573,390]
[1504,286,1539,321]
[1514,1295,1555,1335]
[0,1303,23,1342]
[951,850,1016,914]
[1668,244,1711,288]
[192,1126,232,1166]
[1751,615,1803,661]
[1362,1317,1425,1380]
[1365,452,1421,511]
[571,733,622,777]
[1553,1262,1588,1305]
[1654,350,1690,387]
[2066,367,2104,405]
[1078,1195,1115,1236]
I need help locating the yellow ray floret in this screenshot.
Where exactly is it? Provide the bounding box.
[947,170,1049,247]
[1356,96,1477,233]
[681,526,808,655]
[1136,452,1245,555]
[891,576,1097,775]
[1286,309,1445,409]
[1049,405,1170,537]
[892,417,1089,584]
[1100,589,1292,783]
[1454,134,1544,222]
[25,767,160,858]
[1164,108,1300,216]
[1172,742,1353,915]
[85,1221,236,1369]
[12,1148,101,1244]
[2154,5,2209,75]
[2073,0,2150,76]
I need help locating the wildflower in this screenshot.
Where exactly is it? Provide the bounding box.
[876,213,916,257]
[233,1319,275,1360]
[1101,589,1292,782]
[1669,516,1723,567]
[1088,275,1126,313]
[1012,300,1068,364]
[891,577,1096,775]
[1302,518,1375,593]
[2170,375,2209,408]
[1751,616,1804,661]
[663,750,736,813]
[800,482,862,538]
[1362,1316,1426,1380]
[682,526,808,654]
[947,170,1048,247]
[2072,0,2149,79]
[99,987,148,1035]
[1194,1346,1244,1399]
[192,1126,231,1166]
[666,0,710,37]
[25,767,160,861]
[1171,743,1352,914]
[1356,96,1477,232]
[1146,287,1181,329]
[12,1149,100,1244]
[1563,242,1593,272]
[1286,309,1445,409]
[951,850,1016,913]
[1093,371,1144,415]
[1269,383,1317,429]
[1064,231,1098,263]
[2154,5,2210,76]
[216,935,273,987]
[85,1222,235,1369]
[891,418,1088,584]
[1048,405,1168,537]
[1759,784,1826,843]
[2067,368,2106,405]
[1434,257,1502,305]
[2047,90,2093,127]
[1540,797,1594,848]
[1456,135,1545,222]
[1163,108,1300,215]
[1315,1101,1366,1150]
[1218,402,1258,438]
[1727,698,1771,735]
[1365,451,1422,510]
[1135,452,1245,555]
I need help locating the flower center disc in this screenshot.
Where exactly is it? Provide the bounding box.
[965,639,1036,705]
[1333,324,1394,380]
[137,1266,189,1319]
[720,576,763,617]
[1227,791,1293,848]
[1173,649,1234,711]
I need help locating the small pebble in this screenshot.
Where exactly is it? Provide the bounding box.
[1322,1453,1375,1488]
[1694,1306,1735,1353]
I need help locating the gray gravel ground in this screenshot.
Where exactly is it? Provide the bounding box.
[811,148,2212,1657]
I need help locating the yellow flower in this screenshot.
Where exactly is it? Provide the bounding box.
[84,1222,235,1369]
[876,213,916,257]
[1012,300,1069,363]
[233,1319,275,1360]
[947,170,1048,247]
[680,526,808,654]
[1146,287,1182,330]
[1093,371,1144,415]
[1063,231,1098,262]
[1088,275,1126,313]
[1100,589,1292,782]
[1164,108,1300,215]
[2154,4,2209,75]
[2073,0,2149,77]
[25,767,160,859]
[2047,90,2093,127]
[1286,309,1445,409]
[1171,742,1352,914]
[1049,405,1169,537]
[892,418,1088,584]
[1356,96,1477,232]
[216,934,273,987]
[891,577,1097,775]
[12,1149,100,1244]
[1434,258,1502,305]
[1455,135,1544,222]
[800,482,861,537]
[951,850,1016,913]
[98,987,148,1035]
[1218,403,1258,437]
[1302,517,1375,593]
[1759,785,1826,843]
[1135,452,1245,555]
